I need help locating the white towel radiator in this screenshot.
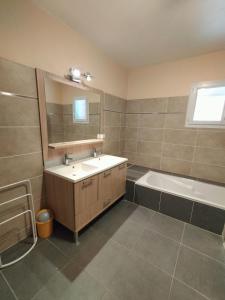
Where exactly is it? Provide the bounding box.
[0,179,37,268]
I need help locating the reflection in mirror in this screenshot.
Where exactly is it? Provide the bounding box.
[44,75,101,144]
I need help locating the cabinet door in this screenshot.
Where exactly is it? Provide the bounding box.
[99,169,114,209]
[74,175,99,231]
[113,163,127,200]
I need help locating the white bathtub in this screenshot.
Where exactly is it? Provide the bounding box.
[136,171,225,211]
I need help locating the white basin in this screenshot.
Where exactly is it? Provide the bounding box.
[45,154,128,183]
[83,155,124,168]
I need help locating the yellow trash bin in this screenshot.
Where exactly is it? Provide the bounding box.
[36,209,53,238]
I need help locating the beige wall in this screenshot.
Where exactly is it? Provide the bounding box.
[0,0,128,99]
[127,50,225,99]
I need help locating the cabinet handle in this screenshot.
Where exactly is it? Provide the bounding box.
[119,163,126,169]
[103,199,111,207]
[103,170,111,177]
[82,178,93,187]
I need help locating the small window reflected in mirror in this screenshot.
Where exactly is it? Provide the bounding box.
[73,97,89,123]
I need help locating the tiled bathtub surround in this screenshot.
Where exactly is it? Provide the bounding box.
[122,97,225,184]
[126,183,225,234]
[0,58,44,252]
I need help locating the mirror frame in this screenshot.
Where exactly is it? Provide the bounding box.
[36,69,104,161]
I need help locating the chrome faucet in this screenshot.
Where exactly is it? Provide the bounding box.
[93,148,97,158]
[64,153,73,166]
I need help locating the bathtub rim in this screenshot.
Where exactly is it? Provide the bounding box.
[136,171,225,211]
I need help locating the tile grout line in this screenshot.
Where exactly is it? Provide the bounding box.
[189,201,195,224]
[127,204,225,265]
[0,151,42,160]
[0,271,19,300]
[46,238,69,259]
[174,277,211,300]
[0,125,40,128]
[168,222,186,299]
[180,243,225,266]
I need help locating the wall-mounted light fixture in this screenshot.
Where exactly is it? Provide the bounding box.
[68,68,93,83]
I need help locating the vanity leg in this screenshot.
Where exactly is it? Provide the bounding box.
[73,232,80,246]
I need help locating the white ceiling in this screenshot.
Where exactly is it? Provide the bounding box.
[33,0,225,68]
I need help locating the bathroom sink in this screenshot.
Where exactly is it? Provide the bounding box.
[45,154,127,183]
[47,162,98,179]
[83,155,124,168]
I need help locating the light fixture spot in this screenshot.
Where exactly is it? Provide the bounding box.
[69,67,81,83]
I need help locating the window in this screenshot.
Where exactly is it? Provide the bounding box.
[186,81,225,128]
[73,97,89,123]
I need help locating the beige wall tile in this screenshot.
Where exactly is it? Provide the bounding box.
[123,140,138,152]
[0,152,43,186]
[104,111,121,126]
[164,113,186,129]
[122,151,138,165]
[136,154,161,169]
[104,94,125,113]
[103,140,121,155]
[191,163,225,184]
[0,58,37,98]
[161,157,192,176]
[167,96,188,113]
[0,127,42,157]
[0,95,40,126]
[137,141,162,156]
[139,114,165,128]
[164,129,197,146]
[104,126,121,141]
[196,131,225,149]
[194,147,225,166]
[138,128,163,142]
[126,100,140,113]
[125,114,139,127]
[139,98,168,113]
[162,143,194,161]
[124,127,138,140]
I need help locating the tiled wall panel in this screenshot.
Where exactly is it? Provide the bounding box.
[0,58,44,252]
[122,97,225,184]
[103,93,126,156]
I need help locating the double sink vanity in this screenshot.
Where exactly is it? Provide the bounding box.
[45,155,127,244]
[36,69,128,244]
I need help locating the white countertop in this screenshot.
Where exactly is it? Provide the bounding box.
[45,154,128,183]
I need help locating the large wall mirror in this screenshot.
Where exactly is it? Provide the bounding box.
[36,70,104,160]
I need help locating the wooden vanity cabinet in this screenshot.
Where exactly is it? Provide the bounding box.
[45,163,127,236]
[99,163,127,209]
[74,175,100,231]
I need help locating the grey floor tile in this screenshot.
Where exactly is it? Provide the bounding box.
[0,272,16,300]
[92,201,137,238]
[128,205,154,228]
[101,291,120,300]
[149,212,185,242]
[175,246,225,300]
[1,236,43,265]
[182,224,225,264]
[50,222,107,258]
[170,279,209,300]
[108,251,172,300]
[85,239,129,286]
[33,269,106,300]
[111,219,145,249]
[2,240,68,300]
[133,228,179,274]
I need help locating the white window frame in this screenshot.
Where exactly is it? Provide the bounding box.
[72,97,89,124]
[185,80,225,128]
